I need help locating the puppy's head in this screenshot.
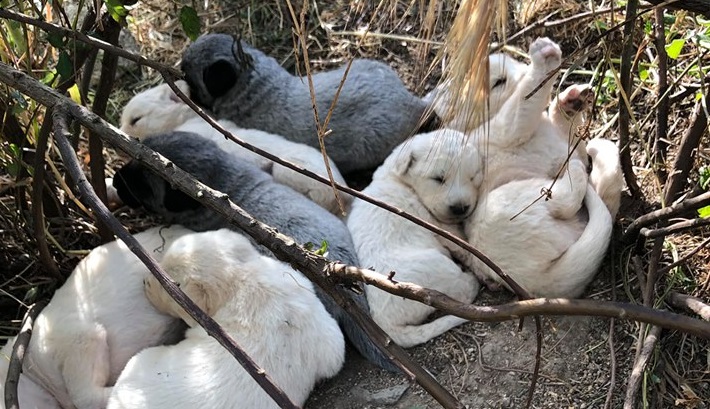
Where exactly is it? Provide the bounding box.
[181,34,254,109]
[391,130,483,224]
[487,53,527,118]
[112,132,229,217]
[144,229,261,325]
[120,81,195,140]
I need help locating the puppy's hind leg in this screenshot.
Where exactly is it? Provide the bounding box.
[62,323,112,409]
[545,159,589,220]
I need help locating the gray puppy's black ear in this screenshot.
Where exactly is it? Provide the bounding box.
[203,59,237,99]
[163,181,202,213]
[113,163,149,208]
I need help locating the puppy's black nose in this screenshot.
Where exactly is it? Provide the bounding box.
[449,203,470,216]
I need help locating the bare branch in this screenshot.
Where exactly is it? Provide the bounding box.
[622,190,710,242]
[623,326,662,409]
[668,292,710,321]
[4,301,47,409]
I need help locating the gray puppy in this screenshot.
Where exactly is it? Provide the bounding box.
[181,33,432,174]
[113,132,397,372]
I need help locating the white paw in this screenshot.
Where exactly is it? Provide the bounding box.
[557,84,594,116]
[529,37,562,73]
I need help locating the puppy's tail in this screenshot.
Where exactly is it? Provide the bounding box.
[586,138,624,219]
[545,184,613,298]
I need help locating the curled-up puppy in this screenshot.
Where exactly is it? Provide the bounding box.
[0,226,192,409]
[347,130,482,347]
[119,80,350,214]
[181,33,432,173]
[460,158,613,298]
[112,132,397,372]
[0,337,61,409]
[107,229,344,409]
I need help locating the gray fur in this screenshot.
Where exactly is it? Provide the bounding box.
[113,132,397,372]
[181,33,431,173]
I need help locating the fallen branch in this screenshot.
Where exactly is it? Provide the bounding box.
[668,292,710,321]
[622,190,710,242]
[640,217,710,239]
[623,325,662,409]
[51,104,301,409]
[325,264,710,339]
[4,300,47,409]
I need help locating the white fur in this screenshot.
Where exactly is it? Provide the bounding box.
[347,130,482,348]
[120,81,350,214]
[1,226,192,409]
[107,229,345,409]
[0,337,61,409]
[448,38,619,297]
[586,138,624,219]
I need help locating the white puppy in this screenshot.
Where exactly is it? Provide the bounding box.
[0,226,192,409]
[448,38,620,297]
[347,130,482,348]
[107,229,345,409]
[0,337,61,409]
[119,81,350,214]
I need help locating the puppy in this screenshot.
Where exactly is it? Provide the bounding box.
[107,229,344,409]
[0,226,192,409]
[119,81,350,214]
[347,130,481,347]
[181,33,432,174]
[0,337,61,409]
[112,132,397,372]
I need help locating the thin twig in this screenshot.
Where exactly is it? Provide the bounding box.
[4,300,47,409]
[622,191,710,242]
[668,292,710,321]
[653,6,669,184]
[623,325,662,409]
[51,105,301,409]
[657,236,710,275]
[640,217,710,239]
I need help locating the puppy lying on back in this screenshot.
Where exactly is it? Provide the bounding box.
[181,33,432,174]
[347,130,481,347]
[119,80,350,214]
[0,225,192,409]
[107,229,344,409]
[112,132,396,372]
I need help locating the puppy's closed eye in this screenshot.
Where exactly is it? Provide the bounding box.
[129,116,141,126]
[492,77,507,89]
[431,175,445,184]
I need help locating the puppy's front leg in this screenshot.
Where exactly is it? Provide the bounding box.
[61,323,112,409]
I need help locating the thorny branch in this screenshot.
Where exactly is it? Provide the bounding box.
[51,103,301,409]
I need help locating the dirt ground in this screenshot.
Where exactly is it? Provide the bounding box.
[2,0,710,408]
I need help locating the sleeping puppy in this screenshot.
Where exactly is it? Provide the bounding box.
[119,81,350,214]
[107,229,344,409]
[181,33,432,174]
[0,225,192,409]
[112,132,397,372]
[347,130,481,348]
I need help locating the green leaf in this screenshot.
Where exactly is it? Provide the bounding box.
[104,0,129,22]
[56,51,73,80]
[179,6,200,41]
[47,32,65,48]
[638,68,649,82]
[665,38,685,59]
[315,240,329,256]
[699,166,710,189]
[699,206,710,218]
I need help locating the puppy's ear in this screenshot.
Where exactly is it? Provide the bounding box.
[163,182,202,213]
[203,59,237,99]
[113,163,149,208]
[392,144,417,176]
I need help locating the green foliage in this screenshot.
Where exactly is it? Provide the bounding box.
[104,0,129,23]
[304,240,329,257]
[179,6,201,41]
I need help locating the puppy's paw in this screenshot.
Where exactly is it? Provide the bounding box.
[529,37,562,73]
[557,84,594,116]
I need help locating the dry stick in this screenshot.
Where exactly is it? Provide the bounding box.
[0,6,531,300]
[50,105,301,409]
[653,7,670,184]
[30,114,60,277]
[623,325,663,409]
[640,217,710,238]
[663,90,710,204]
[668,292,710,321]
[0,8,181,78]
[618,0,642,198]
[658,236,710,275]
[622,190,710,243]
[3,300,47,409]
[87,13,121,243]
